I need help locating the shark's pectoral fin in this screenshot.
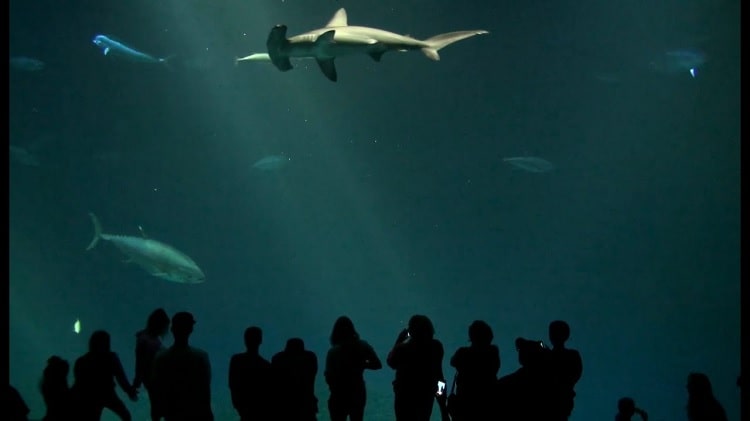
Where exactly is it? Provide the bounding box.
[316,30,336,46]
[368,51,385,62]
[104,47,110,55]
[314,31,338,80]
[316,58,337,82]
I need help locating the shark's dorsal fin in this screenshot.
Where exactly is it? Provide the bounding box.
[325,8,348,27]
[138,225,148,238]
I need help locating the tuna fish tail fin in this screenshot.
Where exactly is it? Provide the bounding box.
[86,212,103,251]
[421,30,489,61]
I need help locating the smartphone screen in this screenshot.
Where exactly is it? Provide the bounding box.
[437,380,446,395]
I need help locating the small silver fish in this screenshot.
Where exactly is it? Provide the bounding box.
[9,56,45,71]
[92,35,172,65]
[649,49,706,78]
[253,155,290,172]
[503,156,556,173]
[9,145,40,167]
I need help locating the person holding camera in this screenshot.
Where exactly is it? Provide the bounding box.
[387,315,445,421]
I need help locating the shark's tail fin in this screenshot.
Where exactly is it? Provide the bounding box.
[421,30,489,61]
[86,212,103,251]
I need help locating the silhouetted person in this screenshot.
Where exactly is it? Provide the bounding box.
[449,320,500,421]
[8,385,30,421]
[387,314,445,421]
[271,337,319,421]
[686,372,728,421]
[547,320,583,420]
[324,316,382,421]
[71,330,138,421]
[40,356,73,420]
[495,337,553,419]
[615,397,648,421]
[229,326,273,421]
[134,308,170,421]
[151,311,214,421]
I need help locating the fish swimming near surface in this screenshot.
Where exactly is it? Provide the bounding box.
[234,52,316,67]
[253,155,290,171]
[503,156,556,173]
[92,35,173,65]
[263,8,489,81]
[85,213,205,284]
[9,56,45,71]
[649,49,706,78]
[9,145,41,167]
[235,52,274,65]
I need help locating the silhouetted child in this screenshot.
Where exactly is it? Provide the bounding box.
[387,314,445,421]
[40,356,73,420]
[547,320,583,420]
[8,385,30,421]
[449,320,500,421]
[151,311,214,421]
[133,308,170,421]
[229,326,273,421]
[324,316,382,421]
[686,372,728,421]
[71,330,138,421]
[615,397,648,420]
[271,337,319,421]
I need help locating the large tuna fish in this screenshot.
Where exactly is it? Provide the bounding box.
[86,213,205,284]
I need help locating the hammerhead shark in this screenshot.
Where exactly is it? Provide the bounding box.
[252,8,488,82]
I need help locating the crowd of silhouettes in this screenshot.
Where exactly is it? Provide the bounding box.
[6,310,737,421]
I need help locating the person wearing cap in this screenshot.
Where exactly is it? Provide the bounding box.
[151,311,214,421]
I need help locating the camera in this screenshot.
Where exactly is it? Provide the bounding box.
[437,380,446,396]
[515,337,548,353]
